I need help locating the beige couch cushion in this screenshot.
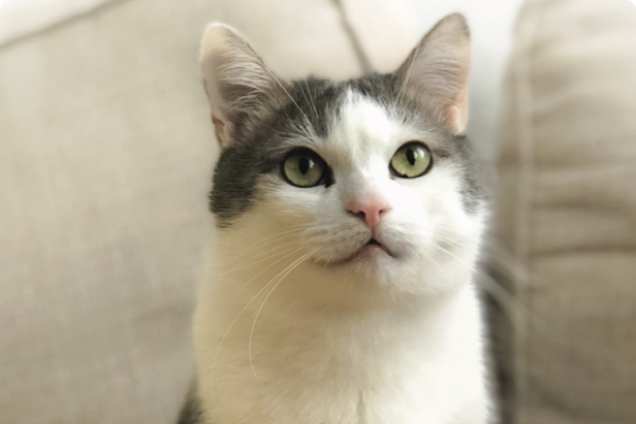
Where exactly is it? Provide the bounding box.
[0,0,115,46]
[495,0,636,422]
[0,0,369,423]
[1,0,529,422]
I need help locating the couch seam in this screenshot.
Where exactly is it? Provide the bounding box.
[330,0,373,75]
[0,0,131,51]
[513,0,548,423]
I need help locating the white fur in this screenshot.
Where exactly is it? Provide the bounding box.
[194,93,491,424]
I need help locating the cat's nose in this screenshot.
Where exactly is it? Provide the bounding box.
[347,201,392,229]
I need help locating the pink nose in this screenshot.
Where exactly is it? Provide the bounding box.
[347,200,392,228]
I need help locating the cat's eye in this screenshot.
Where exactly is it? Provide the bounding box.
[282,148,328,188]
[390,142,432,178]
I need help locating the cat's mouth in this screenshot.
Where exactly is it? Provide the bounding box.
[366,238,391,254]
[350,237,394,262]
[321,237,394,267]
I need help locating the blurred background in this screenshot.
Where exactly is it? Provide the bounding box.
[0,0,635,423]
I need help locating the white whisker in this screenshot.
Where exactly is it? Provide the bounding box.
[435,244,476,272]
[302,79,321,130]
[229,247,306,298]
[209,247,305,374]
[248,249,318,383]
[421,251,452,286]
[216,226,306,265]
[262,66,311,128]
[477,273,526,332]
[218,243,301,277]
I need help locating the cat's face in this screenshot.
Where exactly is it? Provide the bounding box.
[201,14,484,296]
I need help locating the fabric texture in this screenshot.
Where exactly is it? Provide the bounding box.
[0,0,369,423]
[494,0,636,423]
[0,0,117,47]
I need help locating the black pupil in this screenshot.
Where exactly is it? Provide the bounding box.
[406,148,416,166]
[299,156,312,175]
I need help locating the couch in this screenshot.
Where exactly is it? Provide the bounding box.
[1,0,634,423]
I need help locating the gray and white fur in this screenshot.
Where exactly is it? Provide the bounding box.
[180,13,492,424]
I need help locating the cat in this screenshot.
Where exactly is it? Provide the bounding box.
[179,12,492,424]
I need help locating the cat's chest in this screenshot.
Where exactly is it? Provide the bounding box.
[209,361,451,424]
[206,362,476,424]
[195,283,489,424]
[206,314,478,424]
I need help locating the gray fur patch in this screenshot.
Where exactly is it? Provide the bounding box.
[209,74,483,227]
[209,78,346,227]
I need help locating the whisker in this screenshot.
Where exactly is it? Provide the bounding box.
[301,79,321,130]
[434,244,476,272]
[483,240,530,282]
[209,247,305,374]
[261,66,311,128]
[432,233,526,324]
[477,272,526,332]
[431,226,531,282]
[216,226,306,265]
[218,242,301,277]
[421,251,453,286]
[433,233,470,249]
[229,246,306,298]
[248,248,318,383]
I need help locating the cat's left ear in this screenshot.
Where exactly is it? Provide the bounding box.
[199,24,288,148]
[396,13,471,134]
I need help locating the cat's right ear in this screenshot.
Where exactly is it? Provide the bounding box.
[396,13,471,134]
[199,24,288,148]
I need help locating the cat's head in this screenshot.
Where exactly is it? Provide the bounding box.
[200,14,485,298]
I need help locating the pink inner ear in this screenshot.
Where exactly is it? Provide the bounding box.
[211,115,226,147]
[447,104,468,134]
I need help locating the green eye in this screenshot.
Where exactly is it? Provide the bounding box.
[390,142,432,178]
[282,149,327,188]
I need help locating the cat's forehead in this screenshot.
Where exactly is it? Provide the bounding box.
[279,78,445,161]
[321,91,426,158]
